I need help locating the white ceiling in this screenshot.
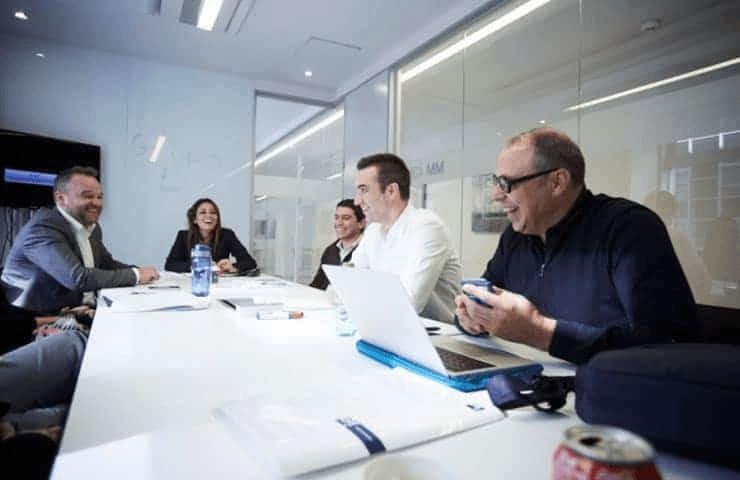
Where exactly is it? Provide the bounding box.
[0,0,492,100]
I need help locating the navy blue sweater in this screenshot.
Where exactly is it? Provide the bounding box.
[468,189,700,364]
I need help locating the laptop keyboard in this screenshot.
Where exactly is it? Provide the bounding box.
[435,347,495,372]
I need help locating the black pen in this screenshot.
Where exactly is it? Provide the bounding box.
[425,326,440,332]
[220,299,237,310]
[148,285,180,290]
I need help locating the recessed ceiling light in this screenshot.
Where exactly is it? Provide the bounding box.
[14,11,28,21]
[196,0,224,31]
[538,119,546,124]
[35,52,45,58]
[304,70,313,78]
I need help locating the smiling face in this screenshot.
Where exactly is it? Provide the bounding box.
[493,143,557,238]
[55,174,103,227]
[193,201,219,238]
[354,166,392,225]
[334,206,364,242]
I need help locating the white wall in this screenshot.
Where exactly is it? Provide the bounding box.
[0,34,254,268]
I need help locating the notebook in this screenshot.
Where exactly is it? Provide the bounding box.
[323,265,542,391]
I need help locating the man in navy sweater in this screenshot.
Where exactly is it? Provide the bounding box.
[455,128,700,363]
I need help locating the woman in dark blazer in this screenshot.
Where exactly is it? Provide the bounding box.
[165,198,257,273]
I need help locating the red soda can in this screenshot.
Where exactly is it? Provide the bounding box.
[553,425,662,480]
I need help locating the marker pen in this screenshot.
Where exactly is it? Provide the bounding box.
[256,311,304,320]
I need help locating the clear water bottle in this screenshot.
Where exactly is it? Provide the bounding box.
[334,261,356,336]
[335,298,355,336]
[191,244,212,297]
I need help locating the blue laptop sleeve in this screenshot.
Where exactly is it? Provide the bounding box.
[356,340,543,392]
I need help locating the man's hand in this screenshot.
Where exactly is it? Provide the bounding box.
[216,259,237,273]
[33,325,61,337]
[137,266,160,284]
[455,284,556,351]
[60,305,95,318]
[34,316,58,328]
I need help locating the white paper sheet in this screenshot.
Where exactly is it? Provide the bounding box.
[101,288,209,313]
[214,369,503,477]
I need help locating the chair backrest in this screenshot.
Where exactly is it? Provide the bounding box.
[0,267,9,310]
[697,304,740,344]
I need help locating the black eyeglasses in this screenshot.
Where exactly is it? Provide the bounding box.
[492,168,559,194]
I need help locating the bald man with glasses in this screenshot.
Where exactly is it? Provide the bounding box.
[455,127,700,363]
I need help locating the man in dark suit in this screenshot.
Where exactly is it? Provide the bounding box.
[309,199,366,290]
[1,166,159,314]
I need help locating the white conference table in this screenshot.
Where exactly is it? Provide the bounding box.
[51,276,736,479]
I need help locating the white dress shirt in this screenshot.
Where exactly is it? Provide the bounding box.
[57,207,99,305]
[57,207,138,304]
[352,205,462,323]
[336,235,362,264]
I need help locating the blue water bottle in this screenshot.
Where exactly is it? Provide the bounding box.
[191,244,212,297]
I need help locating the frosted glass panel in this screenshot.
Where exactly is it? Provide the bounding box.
[397,0,740,309]
[254,103,344,282]
[343,70,390,196]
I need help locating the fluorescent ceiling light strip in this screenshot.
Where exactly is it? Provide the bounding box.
[255,109,344,167]
[676,129,740,143]
[197,0,224,31]
[400,0,551,83]
[325,172,342,180]
[149,136,166,163]
[565,57,740,112]
[255,195,267,202]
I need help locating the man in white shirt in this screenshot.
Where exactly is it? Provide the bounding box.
[352,153,461,323]
[1,166,159,314]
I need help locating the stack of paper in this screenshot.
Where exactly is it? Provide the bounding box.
[101,288,208,313]
[214,369,503,477]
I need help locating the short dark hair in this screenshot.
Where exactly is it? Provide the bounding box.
[54,166,99,193]
[336,198,365,222]
[508,127,585,186]
[356,153,411,200]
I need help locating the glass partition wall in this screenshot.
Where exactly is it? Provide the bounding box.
[397,0,740,309]
[253,97,344,283]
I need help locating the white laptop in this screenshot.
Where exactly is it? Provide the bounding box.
[323,265,541,384]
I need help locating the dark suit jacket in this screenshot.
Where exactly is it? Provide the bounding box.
[164,228,257,273]
[309,240,358,290]
[1,208,137,315]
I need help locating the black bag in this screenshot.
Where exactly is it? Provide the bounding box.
[575,343,740,468]
[487,343,740,468]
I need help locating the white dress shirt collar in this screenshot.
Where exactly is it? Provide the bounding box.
[335,235,362,262]
[57,206,96,238]
[383,203,414,240]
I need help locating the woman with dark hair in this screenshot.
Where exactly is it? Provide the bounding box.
[164,198,256,274]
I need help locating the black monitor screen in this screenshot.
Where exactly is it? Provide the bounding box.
[0,129,101,208]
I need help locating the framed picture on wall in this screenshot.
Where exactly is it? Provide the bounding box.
[471,174,509,234]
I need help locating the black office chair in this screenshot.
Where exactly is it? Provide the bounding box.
[0,271,38,355]
[697,304,740,345]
